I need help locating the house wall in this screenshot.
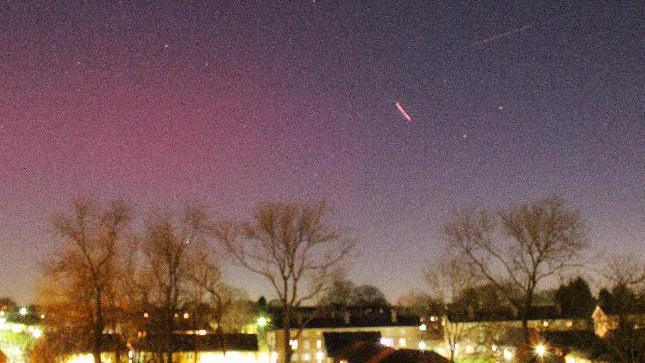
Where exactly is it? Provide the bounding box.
[266,326,426,363]
[173,351,268,363]
[60,353,123,363]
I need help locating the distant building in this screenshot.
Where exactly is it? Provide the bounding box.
[265,306,435,363]
[133,333,263,363]
[441,305,591,361]
[592,305,645,338]
[53,333,126,363]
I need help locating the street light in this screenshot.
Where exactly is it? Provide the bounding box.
[257,316,269,328]
[535,343,547,359]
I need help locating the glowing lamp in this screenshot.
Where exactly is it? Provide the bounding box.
[32,328,42,338]
[535,343,546,357]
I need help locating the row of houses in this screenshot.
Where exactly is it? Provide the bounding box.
[49,303,642,363]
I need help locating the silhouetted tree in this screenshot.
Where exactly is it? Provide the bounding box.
[442,196,589,352]
[214,201,354,363]
[554,277,595,318]
[319,277,356,308]
[425,253,477,362]
[320,277,389,308]
[352,285,389,307]
[40,198,130,363]
[141,205,210,363]
[599,255,645,363]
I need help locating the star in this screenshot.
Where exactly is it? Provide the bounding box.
[498,106,503,110]
[462,133,467,139]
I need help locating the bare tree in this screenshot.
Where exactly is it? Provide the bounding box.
[319,275,356,308]
[40,198,130,363]
[425,254,477,362]
[141,206,210,363]
[213,201,354,363]
[600,254,645,363]
[442,196,589,350]
[319,277,389,308]
[602,254,645,291]
[188,253,254,332]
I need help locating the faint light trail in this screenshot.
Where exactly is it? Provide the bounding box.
[395,101,413,124]
[471,24,534,46]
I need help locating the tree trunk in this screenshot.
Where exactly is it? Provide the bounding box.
[115,343,121,363]
[283,305,292,363]
[93,325,103,363]
[164,308,174,363]
[520,291,535,363]
[94,293,105,363]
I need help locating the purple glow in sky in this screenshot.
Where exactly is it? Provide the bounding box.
[0,1,643,303]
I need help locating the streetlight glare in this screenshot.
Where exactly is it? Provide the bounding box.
[257,316,268,328]
[535,343,547,357]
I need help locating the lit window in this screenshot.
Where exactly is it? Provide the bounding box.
[316,339,322,349]
[419,323,427,331]
[503,349,513,361]
[398,338,406,347]
[542,321,549,327]
[290,339,298,350]
[315,351,325,361]
[418,341,427,350]
[430,316,438,322]
[303,353,311,361]
[303,340,310,350]
[466,345,474,353]
[183,312,190,319]
[380,338,394,347]
[143,312,149,318]
[566,320,573,328]
[491,344,497,352]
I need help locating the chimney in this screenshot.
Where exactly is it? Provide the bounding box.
[390,308,398,323]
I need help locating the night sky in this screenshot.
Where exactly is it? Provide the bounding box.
[1,1,643,303]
